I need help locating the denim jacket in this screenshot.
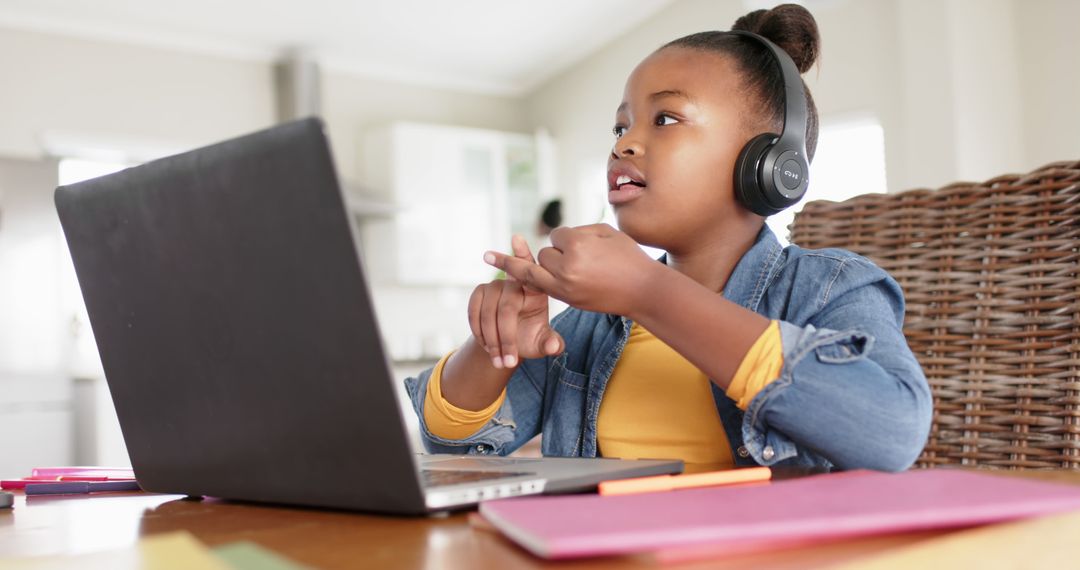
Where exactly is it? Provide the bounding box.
[404,225,933,472]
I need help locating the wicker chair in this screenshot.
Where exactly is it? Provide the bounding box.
[789,161,1080,469]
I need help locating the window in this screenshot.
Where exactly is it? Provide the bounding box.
[58,158,131,186]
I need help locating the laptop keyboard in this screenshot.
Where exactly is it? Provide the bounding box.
[421,469,534,488]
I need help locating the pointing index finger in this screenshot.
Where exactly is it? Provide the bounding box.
[484,251,560,296]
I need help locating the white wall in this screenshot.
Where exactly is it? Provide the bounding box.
[0,157,64,374]
[948,0,1026,181]
[1015,0,1080,170]
[893,0,957,191]
[0,27,276,162]
[0,156,73,476]
[0,26,530,179]
[894,0,1027,187]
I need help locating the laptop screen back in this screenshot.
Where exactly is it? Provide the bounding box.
[55,119,427,513]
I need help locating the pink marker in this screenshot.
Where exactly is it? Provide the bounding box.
[31,467,135,478]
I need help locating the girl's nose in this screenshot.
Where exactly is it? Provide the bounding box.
[612,136,643,159]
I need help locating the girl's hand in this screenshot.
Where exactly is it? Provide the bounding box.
[483,224,660,317]
[469,235,564,369]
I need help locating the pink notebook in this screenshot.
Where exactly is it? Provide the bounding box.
[479,469,1080,559]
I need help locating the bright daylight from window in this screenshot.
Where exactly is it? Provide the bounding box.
[767,116,888,246]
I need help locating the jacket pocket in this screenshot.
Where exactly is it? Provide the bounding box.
[542,358,589,456]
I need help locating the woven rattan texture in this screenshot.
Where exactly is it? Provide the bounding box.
[789,161,1080,469]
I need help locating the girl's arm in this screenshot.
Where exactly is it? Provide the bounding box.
[485,224,770,390]
[439,336,515,410]
[637,257,931,471]
[630,266,771,390]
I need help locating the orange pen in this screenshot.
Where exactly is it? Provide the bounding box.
[598,466,772,496]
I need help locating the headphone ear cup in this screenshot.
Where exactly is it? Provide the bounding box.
[733,133,779,217]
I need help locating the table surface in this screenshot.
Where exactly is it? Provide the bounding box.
[3,469,1079,569]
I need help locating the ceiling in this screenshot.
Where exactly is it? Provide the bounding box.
[0,0,676,95]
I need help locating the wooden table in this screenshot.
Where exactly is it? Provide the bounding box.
[3,469,1079,569]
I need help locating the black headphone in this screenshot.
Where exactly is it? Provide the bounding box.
[729,31,811,216]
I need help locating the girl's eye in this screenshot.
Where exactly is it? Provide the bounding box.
[612,125,627,138]
[655,114,679,127]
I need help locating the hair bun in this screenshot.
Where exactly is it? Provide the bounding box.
[732,4,820,73]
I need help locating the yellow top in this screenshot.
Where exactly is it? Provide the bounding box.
[424,320,784,466]
[423,354,507,440]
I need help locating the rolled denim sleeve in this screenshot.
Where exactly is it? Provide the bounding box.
[404,357,546,456]
[741,262,933,472]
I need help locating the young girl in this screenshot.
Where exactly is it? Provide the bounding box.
[405,4,932,472]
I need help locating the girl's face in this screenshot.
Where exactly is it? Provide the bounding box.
[608,47,757,251]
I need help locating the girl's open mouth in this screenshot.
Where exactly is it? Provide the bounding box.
[609,179,646,205]
[607,166,647,205]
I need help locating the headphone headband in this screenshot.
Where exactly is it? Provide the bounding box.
[726,30,808,156]
[727,30,811,216]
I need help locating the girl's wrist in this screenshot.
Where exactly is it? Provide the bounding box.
[626,261,675,323]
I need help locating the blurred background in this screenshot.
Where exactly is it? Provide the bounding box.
[1,0,1078,475]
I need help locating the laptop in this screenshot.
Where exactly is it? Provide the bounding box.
[54,118,682,515]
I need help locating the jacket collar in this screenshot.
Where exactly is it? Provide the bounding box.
[639,224,782,316]
[721,224,784,311]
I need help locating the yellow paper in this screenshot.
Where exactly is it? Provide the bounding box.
[831,510,1080,569]
[0,531,232,570]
